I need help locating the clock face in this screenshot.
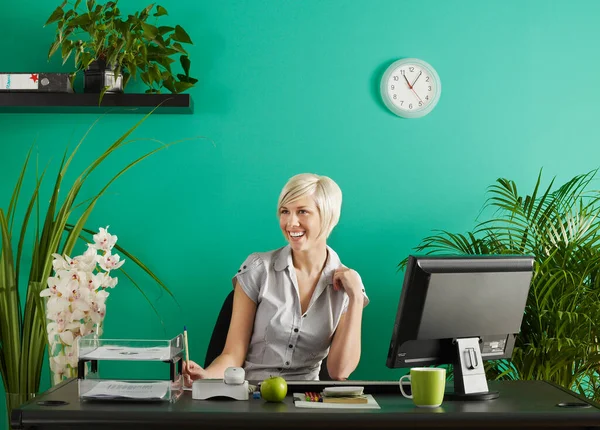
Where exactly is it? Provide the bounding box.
[380,58,441,118]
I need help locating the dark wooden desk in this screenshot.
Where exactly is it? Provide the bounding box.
[11,379,600,429]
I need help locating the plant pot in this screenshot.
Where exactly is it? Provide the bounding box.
[84,59,123,93]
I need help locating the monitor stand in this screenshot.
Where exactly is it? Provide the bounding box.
[445,337,499,401]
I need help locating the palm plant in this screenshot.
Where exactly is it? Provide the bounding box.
[402,170,600,401]
[1,112,179,423]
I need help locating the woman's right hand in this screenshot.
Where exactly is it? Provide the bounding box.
[182,360,207,387]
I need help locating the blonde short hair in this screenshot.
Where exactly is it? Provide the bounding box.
[277,173,343,238]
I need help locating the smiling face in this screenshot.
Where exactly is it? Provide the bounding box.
[279,195,326,252]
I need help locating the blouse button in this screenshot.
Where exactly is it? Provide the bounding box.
[237,269,241,273]
[285,361,290,366]
[288,344,293,349]
[294,328,299,333]
[243,265,247,269]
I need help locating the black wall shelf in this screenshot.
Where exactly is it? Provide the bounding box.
[0,93,193,114]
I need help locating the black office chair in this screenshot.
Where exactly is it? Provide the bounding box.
[204,290,331,380]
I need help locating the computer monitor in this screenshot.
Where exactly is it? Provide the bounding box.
[386,255,534,400]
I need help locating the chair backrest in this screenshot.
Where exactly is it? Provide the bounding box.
[204,290,331,380]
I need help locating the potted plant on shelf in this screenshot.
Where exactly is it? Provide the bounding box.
[44,0,197,96]
[400,170,600,402]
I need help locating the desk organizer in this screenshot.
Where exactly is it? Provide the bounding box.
[77,333,184,402]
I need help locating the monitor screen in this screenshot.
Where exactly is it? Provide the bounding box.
[387,255,534,399]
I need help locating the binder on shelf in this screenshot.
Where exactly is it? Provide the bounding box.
[0,73,73,92]
[77,333,185,402]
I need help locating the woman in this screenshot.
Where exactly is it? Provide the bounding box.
[183,173,369,383]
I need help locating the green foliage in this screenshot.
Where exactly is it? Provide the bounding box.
[0,112,177,422]
[401,170,600,401]
[44,0,197,94]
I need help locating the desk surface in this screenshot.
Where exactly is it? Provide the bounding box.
[11,379,600,430]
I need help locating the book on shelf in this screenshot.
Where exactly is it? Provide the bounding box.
[0,73,73,92]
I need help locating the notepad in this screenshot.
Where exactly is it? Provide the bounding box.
[323,396,368,404]
[293,393,380,409]
[323,386,364,397]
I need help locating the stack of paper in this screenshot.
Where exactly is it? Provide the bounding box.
[81,381,169,401]
[79,346,171,361]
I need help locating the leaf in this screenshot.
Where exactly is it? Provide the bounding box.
[122,72,131,88]
[171,42,188,55]
[154,5,168,16]
[158,25,174,35]
[148,63,162,86]
[60,40,74,65]
[0,210,21,391]
[141,22,159,40]
[180,55,191,76]
[47,38,61,60]
[151,56,172,74]
[176,74,198,84]
[68,14,92,27]
[174,81,194,93]
[44,7,64,27]
[114,18,129,34]
[172,25,193,44]
[162,76,177,93]
[151,34,166,50]
[140,71,151,86]
[86,0,95,12]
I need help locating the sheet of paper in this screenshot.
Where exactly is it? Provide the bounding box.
[82,381,169,400]
[79,345,171,361]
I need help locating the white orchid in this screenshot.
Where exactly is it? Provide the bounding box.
[40,226,124,384]
[92,226,118,252]
[97,252,125,271]
[72,245,99,272]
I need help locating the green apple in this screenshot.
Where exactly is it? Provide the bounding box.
[260,376,287,402]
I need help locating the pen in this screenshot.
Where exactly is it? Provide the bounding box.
[183,325,190,367]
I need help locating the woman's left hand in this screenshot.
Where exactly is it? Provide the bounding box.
[332,267,365,302]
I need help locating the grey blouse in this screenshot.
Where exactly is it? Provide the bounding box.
[232,245,369,381]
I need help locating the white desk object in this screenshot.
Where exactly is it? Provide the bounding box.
[192,379,249,400]
[192,367,249,400]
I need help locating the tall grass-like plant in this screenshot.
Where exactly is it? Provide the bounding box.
[1,112,178,421]
[402,170,600,401]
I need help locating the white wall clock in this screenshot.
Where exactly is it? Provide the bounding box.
[380,58,441,118]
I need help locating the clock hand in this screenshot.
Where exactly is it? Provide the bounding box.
[402,74,413,89]
[410,71,422,88]
[411,88,422,103]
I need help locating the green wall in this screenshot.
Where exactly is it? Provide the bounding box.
[3,0,600,425]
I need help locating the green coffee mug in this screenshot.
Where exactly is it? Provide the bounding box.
[399,367,446,408]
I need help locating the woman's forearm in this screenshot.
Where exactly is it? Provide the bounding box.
[203,352,244,378]
[327,296,364,380]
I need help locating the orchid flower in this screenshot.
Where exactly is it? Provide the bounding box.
[92,226,118,252]
[97,252,125,271]
[40,227,124,382]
